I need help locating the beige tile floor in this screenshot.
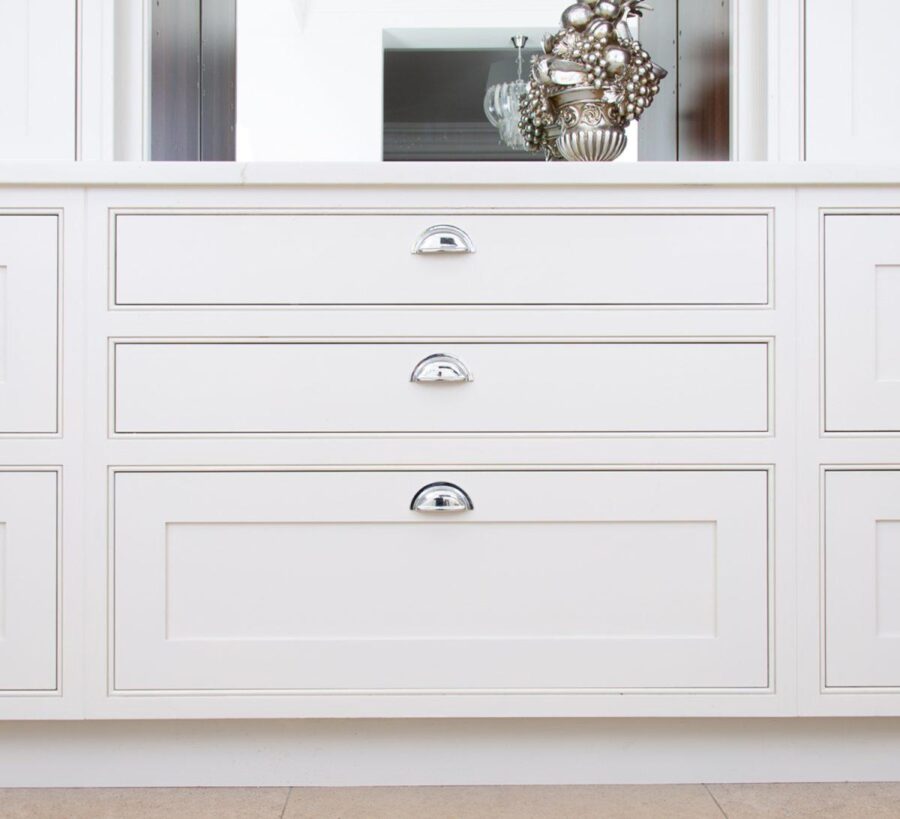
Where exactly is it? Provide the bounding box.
[1,783,900,819]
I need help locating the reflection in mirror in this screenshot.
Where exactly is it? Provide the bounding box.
[150,0,236,161]
[146,0,733,162]
[383,42,545,161]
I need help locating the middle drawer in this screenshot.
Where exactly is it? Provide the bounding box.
[112,340,770,435]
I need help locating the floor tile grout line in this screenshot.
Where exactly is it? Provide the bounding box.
[704,783,729,818]
[279,786,291,819]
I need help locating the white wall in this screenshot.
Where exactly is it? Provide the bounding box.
[0,0,77,160]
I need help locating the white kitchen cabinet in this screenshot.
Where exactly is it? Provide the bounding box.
[825,470,900,690]
[806,1,900,161]
[0,471,58,692]
[825,214,900,432]
[0,174,799,728]
[0,215,59,434]
[113,469,770,694]
[0,0,76,160]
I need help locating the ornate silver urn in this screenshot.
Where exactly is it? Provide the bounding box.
[519,0,667,161]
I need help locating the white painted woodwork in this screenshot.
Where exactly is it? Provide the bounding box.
[10,720,900,788]
[0,1,76,160]
[0,216,58,434]
[0,472,58,691]
[0,164,895,187]
[14,160,900,765]
[113,341,770,435]
[825,215,900,432]
[113,212,770,306]
[805,1,900,161]
[113,469,769,693]
[825,470,900,689]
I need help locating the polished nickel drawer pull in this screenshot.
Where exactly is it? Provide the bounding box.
[411,483,474,513]
[412,225,476,255]
[410,353,473,384]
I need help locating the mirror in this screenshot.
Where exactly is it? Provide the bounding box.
[145,0,739,162]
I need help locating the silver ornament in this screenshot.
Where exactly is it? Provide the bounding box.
[586,19,613,39]
[561,3,594,31]
[595,1,621,21]
[532,56,554,85]
[516,0,665,161]
[548,58,592,85]
[603,45,630,75]
[615,21,633,41]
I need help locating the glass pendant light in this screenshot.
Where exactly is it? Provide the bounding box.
[484,36,530,151]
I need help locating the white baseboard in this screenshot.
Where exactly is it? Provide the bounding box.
[2,719,900,787]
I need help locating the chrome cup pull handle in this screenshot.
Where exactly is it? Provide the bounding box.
[411,483,474,513]
[412,225,476,255]
[410,354,473,384]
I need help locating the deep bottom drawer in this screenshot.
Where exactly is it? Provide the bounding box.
[113,469,770,693]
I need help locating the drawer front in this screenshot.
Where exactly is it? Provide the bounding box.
[0,215,58,434]
[113,341,770,435]
[0,471,58,691]
[825,214,900,432]
[825,470,900,689]
[114,212,770,307]
[113,469,770,692]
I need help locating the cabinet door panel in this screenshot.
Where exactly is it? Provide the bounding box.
[825,215,900,432]
[807,1,900,161]
[0,472,57,691]
[826,471,900,689]
[0,1,76,160]
[0,216,58,434]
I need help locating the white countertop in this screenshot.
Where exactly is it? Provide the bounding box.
[0,161,899,187]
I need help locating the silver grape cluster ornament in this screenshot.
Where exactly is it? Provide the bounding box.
[520,0,667,161]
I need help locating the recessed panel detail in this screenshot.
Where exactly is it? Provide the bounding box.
[0,217,58,433]
[877,521,900,637]
[877,267,900,382]
[164,520,717,641]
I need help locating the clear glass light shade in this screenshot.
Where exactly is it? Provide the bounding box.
[483,78,529,151]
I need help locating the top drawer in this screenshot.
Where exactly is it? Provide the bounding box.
[113,211,771,307]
